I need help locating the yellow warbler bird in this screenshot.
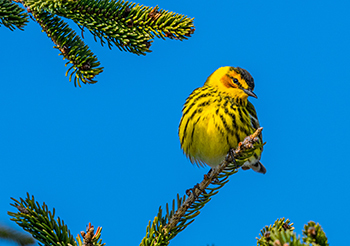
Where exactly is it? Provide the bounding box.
[178,66,266,174]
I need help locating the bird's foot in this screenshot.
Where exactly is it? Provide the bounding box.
[225,149,237,164]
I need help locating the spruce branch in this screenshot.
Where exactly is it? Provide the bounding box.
[5,0,195,86]
[24,0,195,52]
[302,221,329,246]
[257,218,329,246]
[0,0,28,30]
[35,10,103,87]
[140,127,264,246]
[12,0,103,87]
[8,193,105,246]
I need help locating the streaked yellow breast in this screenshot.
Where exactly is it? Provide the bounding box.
[179,85,262,168]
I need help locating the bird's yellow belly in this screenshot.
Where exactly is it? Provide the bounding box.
[190,115,231,167]
[187,111,261,168]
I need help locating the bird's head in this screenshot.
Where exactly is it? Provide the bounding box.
[204,66,257,101]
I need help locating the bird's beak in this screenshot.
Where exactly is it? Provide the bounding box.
[243,88,258,99]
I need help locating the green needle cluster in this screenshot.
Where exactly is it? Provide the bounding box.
[0,0,28,30]
[2,0,195,86]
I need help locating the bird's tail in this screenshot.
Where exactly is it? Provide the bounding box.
[242,161,266,174]
[251,161,266,174]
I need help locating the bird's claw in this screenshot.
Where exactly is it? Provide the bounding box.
[225,148,237,164]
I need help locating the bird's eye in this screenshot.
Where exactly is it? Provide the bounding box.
[233,78,238,83]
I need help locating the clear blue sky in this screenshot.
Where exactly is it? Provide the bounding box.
[1,0,350,245]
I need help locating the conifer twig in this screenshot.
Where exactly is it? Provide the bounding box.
[257,218,329,246]
[0,0,28,30]
[164,127,263,232]
[140,128,264,246]
[6,0,195,86]
[8,193,105,246]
